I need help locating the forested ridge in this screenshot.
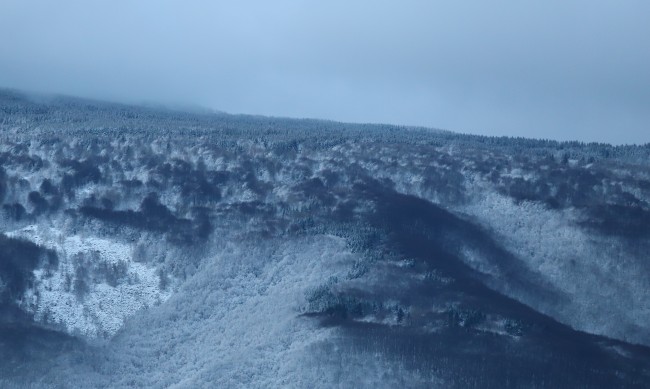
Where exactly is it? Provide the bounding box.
[1,89,649,388]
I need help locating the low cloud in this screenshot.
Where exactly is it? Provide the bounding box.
[1,1,648,144]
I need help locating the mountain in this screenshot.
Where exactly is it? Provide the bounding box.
[1,88,649,388]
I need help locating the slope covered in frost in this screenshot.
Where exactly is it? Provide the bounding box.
[1,89,649,388]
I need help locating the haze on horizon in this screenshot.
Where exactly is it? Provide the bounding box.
[1,0,648,145]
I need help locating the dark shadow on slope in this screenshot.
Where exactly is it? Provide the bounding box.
[580,204,650,239]
[80,192,213,244]
[306,180,650,388]
[0,235,58,305]
[329,320,650,389]
[0,236,67,381]
[0,313,80,384]
[359,180,564,306]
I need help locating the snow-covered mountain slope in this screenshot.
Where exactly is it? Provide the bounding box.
[1,89,650,388]
[7,223,169,338]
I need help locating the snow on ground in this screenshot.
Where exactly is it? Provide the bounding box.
[7,224,170,338]
[459,191,650,345]
[52,234,443,388]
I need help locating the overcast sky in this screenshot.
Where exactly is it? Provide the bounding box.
[1,1,648,144]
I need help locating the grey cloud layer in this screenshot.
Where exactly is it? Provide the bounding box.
[1,1,648,144]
